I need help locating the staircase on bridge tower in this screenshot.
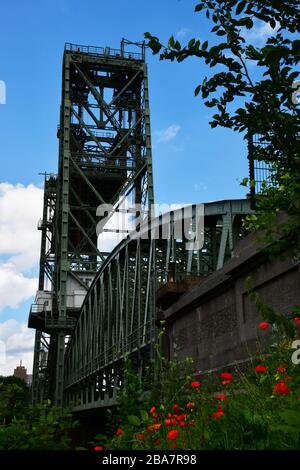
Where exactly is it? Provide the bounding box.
[28,40,154,406]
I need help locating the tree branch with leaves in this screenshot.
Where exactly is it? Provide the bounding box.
[145,0,300,248]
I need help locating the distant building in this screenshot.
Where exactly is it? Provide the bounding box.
[13,360,29,384]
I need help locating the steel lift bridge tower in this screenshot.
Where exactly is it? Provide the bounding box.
[29,41,252,408]
[29,41,154,406]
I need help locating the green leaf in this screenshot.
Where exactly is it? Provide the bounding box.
[205,100,216,107]
[238,17,253,29]
[128,415,141,426]
[259,374,268,384]
[140,410,148,422]
[290,305,300,312]
[269,18,276,29]
[168,35,175,49]
[240,177,249,186]
[148,40,162,55]
[216,30,226,36]
[236,1,247,15]
[194,84,201,96]
[188,38,196,48]
[174,40,181,51]
[202,40,208,50]
[195,4,205,12]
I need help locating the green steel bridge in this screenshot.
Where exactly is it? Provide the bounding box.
[28,41,252,409]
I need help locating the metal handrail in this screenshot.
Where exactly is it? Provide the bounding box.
[65,43,144,61]
[45,317,76,327]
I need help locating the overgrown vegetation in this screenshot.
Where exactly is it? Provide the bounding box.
[94,321,300,450]
[0,376,77,450]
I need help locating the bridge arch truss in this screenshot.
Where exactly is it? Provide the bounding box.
[64,199,251,410]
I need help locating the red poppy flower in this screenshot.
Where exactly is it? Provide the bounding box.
[179,420,187,427]
[259,321,270,330]
[171,443,177,449]
[222,380,231,385]
[137,433,145,441]
[189,419,195,426]
[94,445,104,450]
[215,393,227,401]
[153,423,162,430]
[277,366,287,374]
[186,401,194,409]
[293,317,300,324]
[274,381,291,395]
[173,403,179,412]
[167,412,172,418]
[167,429,179,440]
[255,365,267,374]
[220,372,233,381]
[149,406,156,416]
[116,427,124,436]
[164,418,177,427]
[154,438,161,446]
[213,409,224,418]
[191,381,201,388]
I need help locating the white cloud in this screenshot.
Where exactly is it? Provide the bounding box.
[243,20,280,42]
[176,28,190,39]
[194,183,207,192]
[0,183,43,271]
[0,265,37,310]
[155,124,181,143]
[97,197,155,252]
[0,183,43,312]
[0,319,34,376]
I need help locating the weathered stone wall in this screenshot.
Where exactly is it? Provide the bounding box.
[160,232,300,372]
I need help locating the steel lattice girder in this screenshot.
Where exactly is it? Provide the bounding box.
[29,42,154,406]
[63,199,252,411]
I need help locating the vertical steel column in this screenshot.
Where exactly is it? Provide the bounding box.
[54,53,71,406]
[32,330,42,404]
[143,63,154,209]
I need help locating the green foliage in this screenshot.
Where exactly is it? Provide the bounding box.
[96,328,300,450]
[144,0,300,251]
[0,376,77,449]
[0,404,77,450]
[0,376,30,424]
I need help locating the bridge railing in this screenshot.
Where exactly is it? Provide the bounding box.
[65,43,144,61]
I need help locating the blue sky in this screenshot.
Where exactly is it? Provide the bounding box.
[0,0,257,373]
[0,0,249,195]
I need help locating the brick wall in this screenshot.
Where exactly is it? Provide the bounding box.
[160,232,300,372]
